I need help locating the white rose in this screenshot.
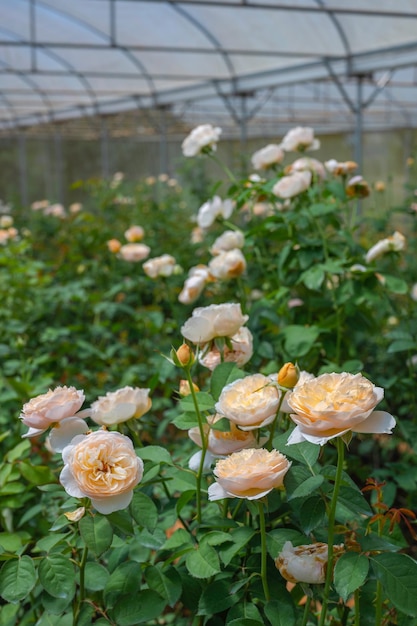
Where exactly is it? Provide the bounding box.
[182,124,222,157]
[287,157,326,180]
[365,231,406,263]
[143,254,177,278]
[251,144,284,170]
[281,126,320,152]
[178,265,209,304]
[272,170,312,199]
[197,196,234,229]
[181,303,248,345]
[199,326,253,370]
[118,243,151,262]
[208,249,246,280]
[210,230,244,255]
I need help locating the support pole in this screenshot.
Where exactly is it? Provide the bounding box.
[53,126,64,204]
[18,132,29,208]
[354,74,364,173]
[100,116,110,179]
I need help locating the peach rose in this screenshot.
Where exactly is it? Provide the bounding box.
[118,243,150,262]
[210,230,244,255]
[208,448,291,500]
[216,373,280,431]
[199,326,253,370]
[20,386,86,437]
[181,303,248,345]
[276,541,344,584]
[107,238,122,253]
[251,144,284,170]
[208,249,246,280]
[281,126,320,152]
[124,225,145,242]
[90,386,151,426]
[182,124,222,157]
[143,254,177,278]
[60,430,143,514]
[272,171,312,199]
[178,265,210,305]
[287,372,396,445]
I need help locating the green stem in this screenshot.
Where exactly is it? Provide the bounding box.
[354,588,360,626]
[185,367,208,524]
[73,544,88,626]
[208,152,238,184]
[301,596,312,626]
[318,437,345,626]
[266,390,287,450]
[257,500,270,602]
[374,580,383,626]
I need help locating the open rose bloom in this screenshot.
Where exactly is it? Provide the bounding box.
[20,386,88,445]
[60,430,144,514]
[90,386,152,426]
[182,124,222,157]
[276,541,344,585]
[208,448,291,500]
[216,373,280,430]
[198,326,253,370]
[287,372,396,445]
[181,303,248,345]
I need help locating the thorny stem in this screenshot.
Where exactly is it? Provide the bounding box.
[318,437,345,626]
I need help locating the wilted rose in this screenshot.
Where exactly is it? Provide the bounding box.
[181,303,248,345]
[208,448,291,500]
[281,126,320,152]
[60,430,143,514]
[287,372,396,445]
[272,171,312,199]
[182,124,222,157]
[199,326,253,370]
[346,175,370,198]
[325,159,358,176]
[20,386,86,437]
[118,243,151,262]
[90,386,151,426]
[251,144,284,170]
[276,541,344,584]
[216,373,280,431]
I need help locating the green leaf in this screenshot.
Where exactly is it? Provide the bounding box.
[287,474,324,500]
[209,417,231,432]
[5,440,31,463]
[280,325,321,358]
[110,589,166,625]
[227,601,263,623]
[84,562,110,591]
[145,564,182,607]
[186,542,221,579]
[273,434,320,469]
[382,275,408,294]
[265,597,296,626]
[219,527,255,566]
[227,621,264,626]
[388,339,416,354]
[336,486,372,522]
[309,203,337,217]
[334,552,369,601]
[130,491,158,532]
[172,412,202,430]
[299,497,326,534]
[180,392,215,412]
[299,266,325,291]
[104,561,141,608]
[136,445,173,465]
[0,555,36,602]
[210,362,246,401]
[79,515,113,557]
[371,553,417,616]
[198,579,236,616]
[19,461,56,485]
[38,554,75,600]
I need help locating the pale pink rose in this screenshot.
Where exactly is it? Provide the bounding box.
[0,229,10,244]
[208,249,246,280]
[178,265,210,304]
[118,243,150,262]
[60,430,143,514]
[20,386,86,437]
[181,303,248,345]
[199,326,253,370]
[210,230,244,255]
[124,225,145,242]
[287,372,396,446]
[365,231,406,263]
[276,541,344,584]
[197,196,234,229]
[90,386,152,426]
[143,254,177,278]
[251,144,284,170]
[287,157,326,180]
[208,448,291,500]
[325,159,358,176]
[281,126,320,152]
[216,373,280,431]
[272,171,312,199]
[182,124,222,157]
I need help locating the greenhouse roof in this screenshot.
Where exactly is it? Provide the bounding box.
[2,0,417,134]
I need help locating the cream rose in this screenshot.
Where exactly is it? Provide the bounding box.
[143,254,177,278]
[216,373,280,430]
[178,265,209,304]
[210,230,244,255]
[281,126,320,152]
[286,157,326,180]
[365,231,406,263]
[208,249,246,280]
[60,430,143,514]
[181,303,248,345]
[276,541,344,584]
[118,243,150,262]
[287,372,396,445]
[251,144,284,170]
[199,326,253,370]
[272,171,312,199]
[197,196,234,229]
[90,386,152,426]
[20,386,86,437]
[208,448,291,500]
[124,225,145,242]
[182,124,222,157]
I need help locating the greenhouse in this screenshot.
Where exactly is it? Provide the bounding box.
[1,1,417,625]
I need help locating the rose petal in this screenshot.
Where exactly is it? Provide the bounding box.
[91,491,134,514]
[353,410,396,434]
[208,482,229,501]
[47,417,90,453]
